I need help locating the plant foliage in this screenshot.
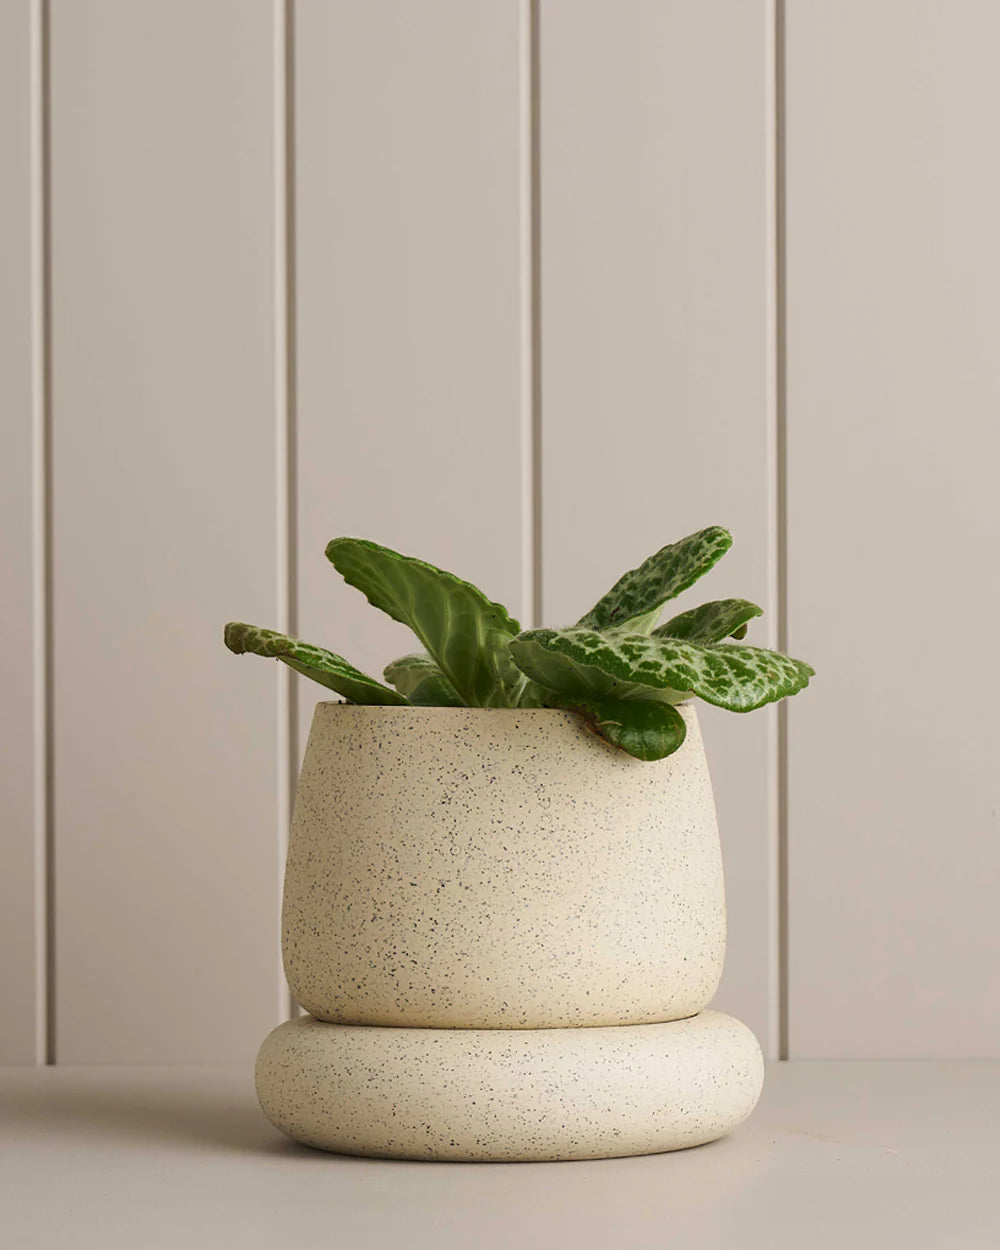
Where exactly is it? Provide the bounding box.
[225,527,813,761]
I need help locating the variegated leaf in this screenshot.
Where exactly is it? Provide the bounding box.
[577,526,733,633]
[570,697,687,761]
[224,623,408,705]
[509,626,813,713]
[327,538,519,707]
[508,629,678,703]
[655,598,763,645]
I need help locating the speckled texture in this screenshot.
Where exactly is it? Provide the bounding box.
[284,705,725,1029]
[255,1010,763,1162]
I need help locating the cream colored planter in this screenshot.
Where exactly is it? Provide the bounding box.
[259,702,762,1160]
[283,704,725,1029]
[256,1010,763,1162]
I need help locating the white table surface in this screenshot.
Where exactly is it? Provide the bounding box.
[2,1061,997,1249]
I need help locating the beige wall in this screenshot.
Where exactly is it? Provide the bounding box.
[1,0,997,1063]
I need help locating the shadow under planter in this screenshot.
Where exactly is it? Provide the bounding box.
[257,704,763,1161]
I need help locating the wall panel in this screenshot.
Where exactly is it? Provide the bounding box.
[785,0,1000,1056]
[49,0,285,1062]
[4,0,989,1065]
[539,1,779,1050]
[0,0,44,1064]
[293,0,530,754]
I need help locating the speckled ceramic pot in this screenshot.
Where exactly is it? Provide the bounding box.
[283,703,725,1029]
[255,1010,763,1162]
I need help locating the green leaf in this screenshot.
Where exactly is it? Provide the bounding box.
[655,598,763,645]
[326,538,520,707]
[383,654,464,707]
[224,622,408,705]
[509,629,676,703]
[384,633,531,709]
[509,627,813,713]
[577,526,733,633]
[482,629,537,708]
[571,697,687,762]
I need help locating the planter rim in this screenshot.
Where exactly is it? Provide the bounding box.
[303,702,699,757]
[310,702,693,714]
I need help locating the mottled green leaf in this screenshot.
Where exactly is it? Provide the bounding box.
[655,598,763,645]
[224,623,408,705]
[510,627,813,714]
[571,697,687,761]
[327,538,520,707]
[383,654,464,707]
[577,526,733,633]
[509,629,690,705]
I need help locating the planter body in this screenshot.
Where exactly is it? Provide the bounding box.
[283,704,725,1029]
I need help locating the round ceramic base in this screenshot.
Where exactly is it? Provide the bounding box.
[255,1010,763,1162]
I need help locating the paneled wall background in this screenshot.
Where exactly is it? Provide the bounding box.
[2,0,997,1064]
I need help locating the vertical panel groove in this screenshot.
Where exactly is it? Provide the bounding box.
[272,0,290,1025]
[773,0,790,1061]
[30,0,54,1067]
[518,0,533,625]
[527,0,543,628]
[277,0,298,1022]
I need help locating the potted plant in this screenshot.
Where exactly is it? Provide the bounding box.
[226,526,812,1161]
